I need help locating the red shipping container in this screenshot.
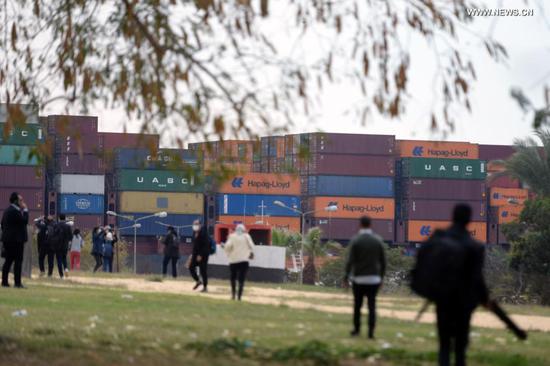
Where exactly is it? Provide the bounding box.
[312,217,394,242]
[308,154,395,176]
[64,214,104,232]
[479,145,516,161]
[486,175,521,189]
[47,115,98,136]
[55,153,105,174]
[0,187,44,211]
[101,132,160,150]
[0,166,44,188]
[405,199,486,221]
[310,133,395,155]
[403,179,486,201]
[55,134,104,155]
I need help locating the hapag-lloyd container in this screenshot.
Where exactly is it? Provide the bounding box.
[405,199,486,221]
[119,192,204,214]
[398,140,479,159]
[407,220,487,243]
[56,134,104,154]
[0,123,45,145]
[0,166,44,188]
[64,214,104,232]
[217,194,301,217]
[100,132,160,150]
[117,213,199,236]
[307,175,394,197]
[116,169,203,193]
[0,103,39,124]
[0,145,39,166]
[497,204,523,224]
[0,187,43,211]
[310,196,395,220]
[115,147,197,170]
[307,154,395,176]
[312,217,394,242]
[47,115,98,136]
[489,187,528,206]
[217,173,301,195]
[55,174,105,194]
[55,153,105,174]
[479,144,516,161]
[403,179,486,201]
[309,133,395,155]
[401,158,486,180]
[58,194,105,214]
[217,215,301,233]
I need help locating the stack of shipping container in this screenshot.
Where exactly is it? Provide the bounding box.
[0,104,44,221]
[396,141,488,243]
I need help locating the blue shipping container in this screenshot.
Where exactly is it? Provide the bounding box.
[307,175,394,197]
[217,194,301,217]
[115,148,197,170]
[58,194,105,214]
[117,213,200,236]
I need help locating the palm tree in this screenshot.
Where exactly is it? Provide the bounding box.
[491,129,550,197]
[302,227,343,284]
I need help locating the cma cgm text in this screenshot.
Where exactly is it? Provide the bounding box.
[342,204,386,213]
[247,180,291,190]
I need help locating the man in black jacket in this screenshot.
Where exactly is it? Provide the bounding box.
[49,214,73,278]
[189,220,210,292]
[35,215,54,276]
[434,204,489,366]
[1,192,29,288]
[162,226,179,278]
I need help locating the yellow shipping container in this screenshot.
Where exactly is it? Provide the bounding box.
[119,192,204,214]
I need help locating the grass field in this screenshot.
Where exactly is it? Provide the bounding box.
[0,276,549,366]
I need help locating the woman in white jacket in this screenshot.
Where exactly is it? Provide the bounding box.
[223,224,255,300]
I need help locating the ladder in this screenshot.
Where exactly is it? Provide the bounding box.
[291,252,304,273]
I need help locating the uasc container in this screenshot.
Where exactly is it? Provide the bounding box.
[0,145,39,166]
[407,220,487,243]
[117,169,203,193]
[398,140,479,159]
[0,123,45,145]
[310,197,395,220]
[307,175,394,197]
[58,194,105,215]
[401,158,486,180]
[55,174,105,195]
[217,173,301,196]
[403,179,486,201]
[119,192,204,215]
[217,194,301,217]
[489,187,528,207]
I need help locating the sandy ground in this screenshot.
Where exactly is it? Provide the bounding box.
[51,275,550,333]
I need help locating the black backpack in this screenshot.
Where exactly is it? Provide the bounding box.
[410,230,467,303]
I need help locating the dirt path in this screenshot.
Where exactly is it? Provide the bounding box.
[59,276,550,332]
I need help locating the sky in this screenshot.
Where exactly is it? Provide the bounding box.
[41,1,550,147]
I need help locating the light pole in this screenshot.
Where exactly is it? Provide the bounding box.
[106,210,168,274]
[117,223,142,272]
[273,200,337,285]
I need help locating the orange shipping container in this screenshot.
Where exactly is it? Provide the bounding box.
[398,140,479,159]
[408,220,487,243]
[497,205,523,224]
[311,197,395,220]
[490,187,528,207]
[217,215,301,233]
[218,173,301,195]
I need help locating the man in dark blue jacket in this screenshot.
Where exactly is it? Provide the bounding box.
[1,192,29,288]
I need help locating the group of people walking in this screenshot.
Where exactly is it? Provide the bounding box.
[35,214,78,278]
[92,226,118,273]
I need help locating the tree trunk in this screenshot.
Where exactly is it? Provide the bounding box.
[302,256,316,285]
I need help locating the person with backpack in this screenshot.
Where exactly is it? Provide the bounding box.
[34,215,54,277]
[188,220,211,293]
[162,226,179,278]
[223,224,255,301]
[91,227,104,273]
[411,204,489,366]
[1,192,29,288]
[69,228,83,271]
[343,216,386,339]
[102,227,115,273]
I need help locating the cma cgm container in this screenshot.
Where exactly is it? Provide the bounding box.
[407,220,487,243]
[397,140,479,159]
[217,173,301,196]
[307,175,394,197]
[64,214,104,232]
[58,194,105,214]
[312,217,394,242]
[46,115,98,136]
[117,213,199,236]
[55,175,105,195]
[115,147,197,170]
[309,133,395,155]
[0,166,44,188]
[0,103,39,124]
[55,154,105,174]
[489,188,528,206]
[116,169,203,193]
[217,215,301,232]
[0,187,43,211]
[217,194,301,217]
[0,145,39,165]
[404,199,486,221]
[403,179,486,201]
[401,158,486,180]
[307,154,395,176]
[119,192,204,214]
[0,123,45,145]
[310,197,395,220]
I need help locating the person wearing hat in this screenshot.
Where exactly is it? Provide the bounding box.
[223,224,255,301]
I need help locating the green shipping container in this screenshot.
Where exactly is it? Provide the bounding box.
[117,169,203,192]
[0,145,39,166]
[0,123,45,145]
[401,157,486,180]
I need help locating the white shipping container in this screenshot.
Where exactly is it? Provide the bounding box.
[55,174,105,194]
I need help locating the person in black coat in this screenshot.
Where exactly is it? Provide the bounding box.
[49,214,73,279]
[188,220,210,292]
[34,215,54,276]
[162,226,179,278]
[434,204,489,366]
[1,192,29,288]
